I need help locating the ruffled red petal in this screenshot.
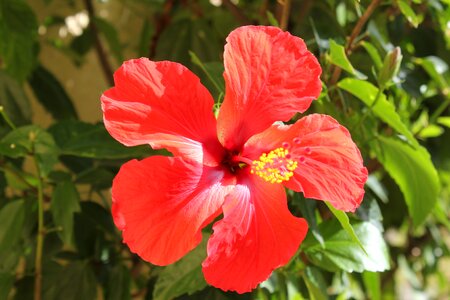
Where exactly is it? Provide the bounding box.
[112,156,235,265]
[101,58,223,166]
[217,26,322,150]
[243,114,368,212]
[202,174,308,293]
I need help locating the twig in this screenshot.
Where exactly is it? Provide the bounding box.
[297,0,314,25]
[222,0,252,25]
[148,0,175,59]
[278,0,292,30]
[33,147,45,300]
[328,0,381,86]
[83,0,114,86]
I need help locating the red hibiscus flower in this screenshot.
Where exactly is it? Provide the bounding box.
[101,26,368,293]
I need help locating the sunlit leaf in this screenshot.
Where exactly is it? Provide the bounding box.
[338,78,419,148]
[374,136,440,225]
[153,237,208,300]
[302,220,390,273]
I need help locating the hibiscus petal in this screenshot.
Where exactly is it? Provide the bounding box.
[112,156,235,265]
[243,114,368,212]
[217,26,322,150]
[202,175,308,293]
[101,58,223,165]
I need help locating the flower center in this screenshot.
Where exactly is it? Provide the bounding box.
[250,147,298,184]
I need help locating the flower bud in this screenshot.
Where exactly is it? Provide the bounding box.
[378,47,402,89]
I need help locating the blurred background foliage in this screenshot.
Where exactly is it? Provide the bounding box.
[0,0,449,299]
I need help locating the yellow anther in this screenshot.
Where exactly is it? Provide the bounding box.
[251,147,298,184]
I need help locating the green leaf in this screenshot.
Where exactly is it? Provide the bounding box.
[190,51,224,94]
[153,236,208,300]
[363,272,381,300]
[397,0,422,28]
[418,124,444,138]
[0,70,31,131]
[51,181,81,245]
[302,267,328,300]
[437,116,450,128]
[0,200,25,257]
[329,40,366,79]
[302,221,390,273]
[338,78,419,148]
[28,65,78,120]
[374,136,440,225]
[51,261,97,300]
[106,265,131,300]
[48,120,149,159]
[414,56,448,90]
[94,17,123,64]
[0,272,14,300]
[0,125,58,176]
[0,0,38,81]
[325,201,367,254]
[361,41,383,70]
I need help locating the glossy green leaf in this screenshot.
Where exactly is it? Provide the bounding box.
[28,65,78,120]
[51,181,81,245]
[414,56,448,90]
[0,0,38,81]
[325,201,366,254]
[153,237,208,300]
[397,0,422,28]
[48,120,149,159]
[0,200,25,257]
[302,220,390,273]
[374,136,440,225]
[418,124,444,138]
[329,40,355,75]
[437,116,450,128]
[338,78,419,148]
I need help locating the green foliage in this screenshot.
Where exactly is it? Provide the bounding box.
[0,0,449,299]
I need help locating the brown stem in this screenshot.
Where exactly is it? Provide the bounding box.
[328,0,382,86]
[83,0,114,86]
[148,0,175,59]
[222,0,252,25]
[278,0,292,30]
[297,0,314,24]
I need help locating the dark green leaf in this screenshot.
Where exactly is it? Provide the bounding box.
[153,237,208,300]
[94,17,123,64]
[0,0,38,81]
[0,70,31,131]
[0,272,14,300]
[0,200,25,257]
[28,65,78,120]
[51,261,97,300]
[190,51,224,94]
[374,136,440,225]
[303,220,390,273]
[106,265,131,300]
[0,125,58,176]
[51,181,81,245]
[48,120,149,159]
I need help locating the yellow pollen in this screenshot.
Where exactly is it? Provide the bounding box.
[250,147,298,184]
